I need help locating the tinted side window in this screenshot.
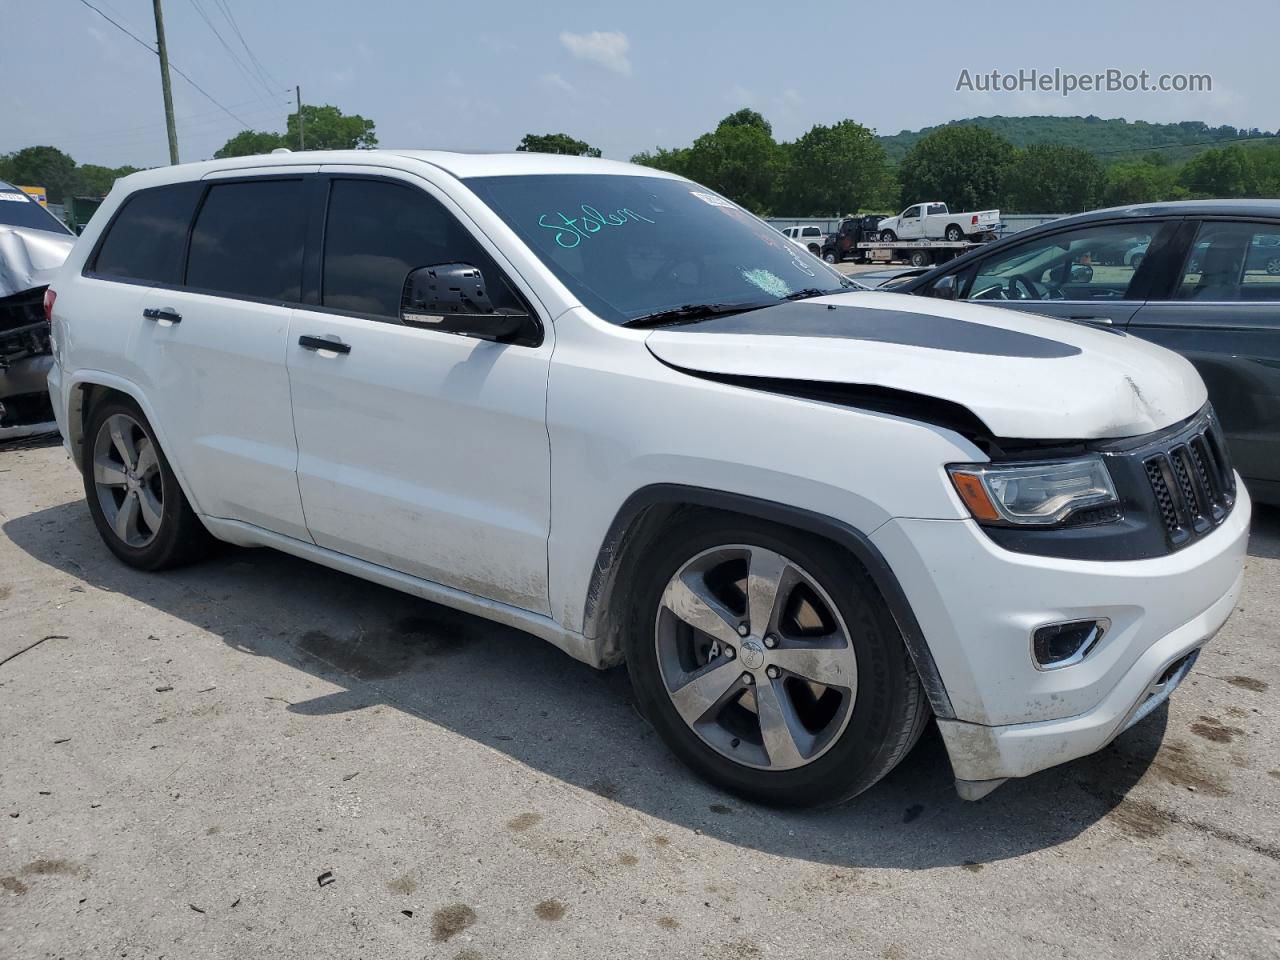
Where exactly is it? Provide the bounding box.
[1176,221,1280,302]
[967,222,1155,302]
[186,179,305,300]
[92,182,202,284]
[321,178,523,319]
[903,206,920,218]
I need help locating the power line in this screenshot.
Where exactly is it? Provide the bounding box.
[186,0,277,104]
[213,0,284,96]
[74,0,253,129]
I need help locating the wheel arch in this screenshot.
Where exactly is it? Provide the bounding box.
[582,483,955,719]
[67,372,206,517]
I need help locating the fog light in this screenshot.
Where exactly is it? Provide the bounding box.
[1032,618,1109,670]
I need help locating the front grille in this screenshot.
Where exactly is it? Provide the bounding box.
[1142,414,1235,550]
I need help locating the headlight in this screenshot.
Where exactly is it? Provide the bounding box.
[947,456,1119,526]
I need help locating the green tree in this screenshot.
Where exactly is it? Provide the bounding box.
[1101,160,1181,206]
[0,145,77,203]
[680,122,784,214]
[780,119,892,215]
[214,129,286,159]
[285,105,377,150]
[630,145,690,175]
[898,125,1014,211]
[516,132,602,157]
[72,163,140,197]
[717,108,772,139]
[1179,145,1257,197]
[1003,144,1105,213]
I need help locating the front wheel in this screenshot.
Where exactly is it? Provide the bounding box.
[823,252,837,263]
[880,230,897,243]
[624,515,930,807]
[83,394,212,570]
[910,250,932,268]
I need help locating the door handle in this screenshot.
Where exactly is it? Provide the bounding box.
[142,307,182,323]
[1069,315,1113,325]
[298,334,351,354]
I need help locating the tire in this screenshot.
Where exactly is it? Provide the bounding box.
[82,393,212,571]
[823,252,837,264]
[808,244,821,256]
[1266,257,1280,276]
[880,230,897,243]
[623,513,930,808]
[910,250,931,268]
[944,224,964,242]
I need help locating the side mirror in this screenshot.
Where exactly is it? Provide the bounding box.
[930,274,957,300]
[1070,263,1094,283]
[400,263,528,342]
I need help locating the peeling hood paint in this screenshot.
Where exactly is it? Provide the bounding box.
[644,291,1207,440]
[0,226,76,299]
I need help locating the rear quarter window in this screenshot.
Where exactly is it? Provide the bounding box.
[91,182,203,284]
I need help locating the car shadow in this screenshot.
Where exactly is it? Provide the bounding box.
[1248,502,1279,559]
[5,498,1178,870]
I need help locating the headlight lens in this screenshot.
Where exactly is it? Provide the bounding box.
[947,456,1119,526]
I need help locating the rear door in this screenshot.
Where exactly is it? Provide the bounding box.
[132,170,313,540]
[286,170,554,613]
[955,219,1178,328]
[1127,218,1280,497]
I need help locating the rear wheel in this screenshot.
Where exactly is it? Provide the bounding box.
[624,514,930,807]
[910,250,932,268]
[83,394,212,570]
[944,224,964,242]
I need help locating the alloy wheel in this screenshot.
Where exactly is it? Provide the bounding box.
[92,413,164,548]
[654,545,858,771]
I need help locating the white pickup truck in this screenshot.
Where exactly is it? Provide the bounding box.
[877,201,1000,243]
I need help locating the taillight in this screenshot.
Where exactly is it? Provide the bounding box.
[971,214,979,225]
[43,288,56,325]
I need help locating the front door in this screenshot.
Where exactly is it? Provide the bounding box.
[899,206,923,239]
[286,172,554,614]
[957,219,1177,329]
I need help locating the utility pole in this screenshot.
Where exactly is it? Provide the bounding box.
[296,85,305,150]
[152,0,179,165]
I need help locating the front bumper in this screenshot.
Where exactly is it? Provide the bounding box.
[872,480,1250,788]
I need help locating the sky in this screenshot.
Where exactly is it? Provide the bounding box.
[2,0,1277,170]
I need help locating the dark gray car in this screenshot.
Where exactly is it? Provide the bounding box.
[894,199,1280,506]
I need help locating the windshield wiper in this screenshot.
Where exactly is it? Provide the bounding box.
[781,285,858,301]
[623,301,770,328]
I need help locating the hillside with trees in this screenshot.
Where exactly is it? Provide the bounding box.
[879,115,1276,165]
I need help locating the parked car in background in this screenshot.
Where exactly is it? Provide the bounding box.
[47,151,1248,807]
[778,224,826,255]
[821,215,885,263]
[0,180,76,439]
[877,201,1000,243]
[893,198,1280,506]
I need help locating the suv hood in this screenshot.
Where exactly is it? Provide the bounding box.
[644,291,1206,440]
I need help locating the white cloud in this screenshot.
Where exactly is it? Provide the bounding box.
[559,31,631,75]
[541,72,577,95]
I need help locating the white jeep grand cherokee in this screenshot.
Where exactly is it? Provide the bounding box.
[45,151,1250,806]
